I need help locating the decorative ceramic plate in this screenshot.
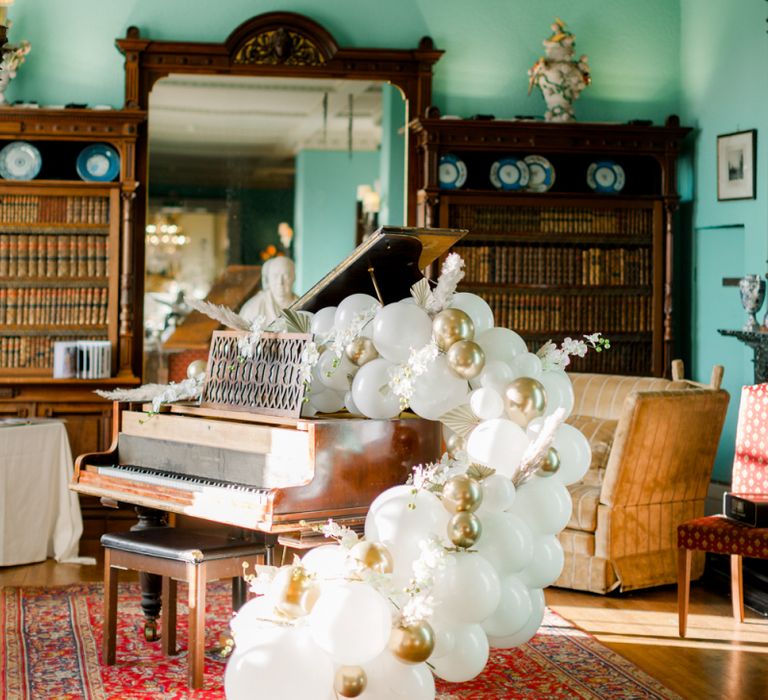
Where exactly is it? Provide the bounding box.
[439,153,467,189]
[0,141,42,180]
[489,157,530,191]
[524,155,555,192]
[76,143,120,182]
[587,161,626,193]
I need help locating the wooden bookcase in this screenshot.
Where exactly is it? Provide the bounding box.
[0,109,146,554]
[410,112,690,376]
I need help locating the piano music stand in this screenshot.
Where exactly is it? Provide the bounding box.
[101,528,266,689]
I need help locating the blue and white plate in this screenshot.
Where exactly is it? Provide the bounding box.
[524,155,555,192]
[587,161,625,193]
[76,143,120,182]
[0,141,42,180]
[439,153,467,189]
[490,157,530,191]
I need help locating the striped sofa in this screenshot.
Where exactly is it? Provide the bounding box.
[555,363,729,593]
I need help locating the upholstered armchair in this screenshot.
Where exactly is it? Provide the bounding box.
[555,362,729,594]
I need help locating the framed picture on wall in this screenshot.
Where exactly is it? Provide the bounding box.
[717,129,756,200]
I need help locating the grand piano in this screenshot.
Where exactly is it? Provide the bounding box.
[71,226,464,632]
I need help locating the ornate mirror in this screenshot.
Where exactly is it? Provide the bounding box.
[117,12,442,378]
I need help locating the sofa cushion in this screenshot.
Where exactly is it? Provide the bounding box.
[568,373,674,421]
[566,414,617,487]
[566,482,601,532]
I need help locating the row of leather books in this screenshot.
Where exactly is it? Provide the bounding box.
[480,290,653,333]
[454,244,652,286]
[0,287,108,325]
[0,234,109,277]
[0,195,110,224]
[449,204,653,236]
[0,334,103,369]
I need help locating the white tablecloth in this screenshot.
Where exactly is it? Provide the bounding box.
[0,419,91,566]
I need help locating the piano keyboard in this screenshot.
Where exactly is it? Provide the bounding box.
[97,465,271,500]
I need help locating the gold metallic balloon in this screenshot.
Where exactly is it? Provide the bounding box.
[503,377,547,427]
[448,511,482,548]
[186,359,207,380]
[345,336,379,367]
[536,446,561,478]
[432,308,474,352]
[348,540,394,575]
[442,474,483,513]
[446,340,485,380]
[445,430,466,458]
[274,566,316,618]
[334,665,367,698]
[389,620,435,664]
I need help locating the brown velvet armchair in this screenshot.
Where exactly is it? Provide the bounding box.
[555,362,729,594]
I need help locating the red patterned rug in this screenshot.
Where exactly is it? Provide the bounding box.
[1,583,679,699]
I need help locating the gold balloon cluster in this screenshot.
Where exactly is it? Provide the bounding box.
[334,665,367,697]
[347,540,394,577]
[389,619,435,664]
[432,309,485,380]
[345,337,379,367]
[273,565,318,619]
[442,474,484,548]
[444,430,466,458]
[503,377,547,427]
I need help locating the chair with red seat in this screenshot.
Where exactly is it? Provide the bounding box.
[677,382,768,636]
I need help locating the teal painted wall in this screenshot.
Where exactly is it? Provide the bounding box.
[680,0,768,481]
[8,0,680,124]
[379,84,406,227]
[294,150,379,293]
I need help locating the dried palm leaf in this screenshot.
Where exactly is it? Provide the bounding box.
[439,403,479,439]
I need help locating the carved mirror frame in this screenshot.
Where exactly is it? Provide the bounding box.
[118,11,442,376]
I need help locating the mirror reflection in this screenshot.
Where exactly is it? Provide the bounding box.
[144,74,407,351]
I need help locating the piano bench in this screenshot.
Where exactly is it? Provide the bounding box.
[101,528,267,690]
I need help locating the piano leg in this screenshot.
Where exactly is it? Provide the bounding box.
[132,506,169,642]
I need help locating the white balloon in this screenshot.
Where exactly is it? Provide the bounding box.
[509,476,572,535]
[311,306,337,338]
[427,612,457,660]
[539,369,575,419]
[476,474,516,513]
[408,355,469,420]
[225,625,334,700]
[310,388,346,413]
[429,623,489,683]
[317,348,357,392]
[474,511,534,576]
[334,294,381,333]
[366,484,413,521]
[481,574,533,638]
[308,581,392,665]
[372,302,433,363]
[476,327,527,366]
[351,358,401,419]
[470,359,514,392]
[554,423,592,485]
[450,292,495,335]
[344,390,363,416]
[365,489,449,588]
[301,401,318,418]
[361,651,435,699]
[518,534,565,588]
[229,595,282,652]
[466,418,530,478]
[432,551,501,624]
[470,387,504,420]
[509,352,543,379]
[486,587,545,648]
[301,544,348,579]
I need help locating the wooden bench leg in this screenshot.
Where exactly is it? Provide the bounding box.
[103,550,119,665]
[677,547,692,637]
[188,562,207,690]
[161,576,178,656]
[730,554,744,623]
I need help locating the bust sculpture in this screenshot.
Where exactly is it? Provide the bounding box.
[239,255,298,323]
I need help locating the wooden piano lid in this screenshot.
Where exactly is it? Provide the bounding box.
[293,226,467,313]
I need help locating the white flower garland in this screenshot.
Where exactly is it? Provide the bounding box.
[537,332,610,371]
[388,341,439,409]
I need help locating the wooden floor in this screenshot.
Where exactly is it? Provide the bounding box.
[1,559,766,700]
